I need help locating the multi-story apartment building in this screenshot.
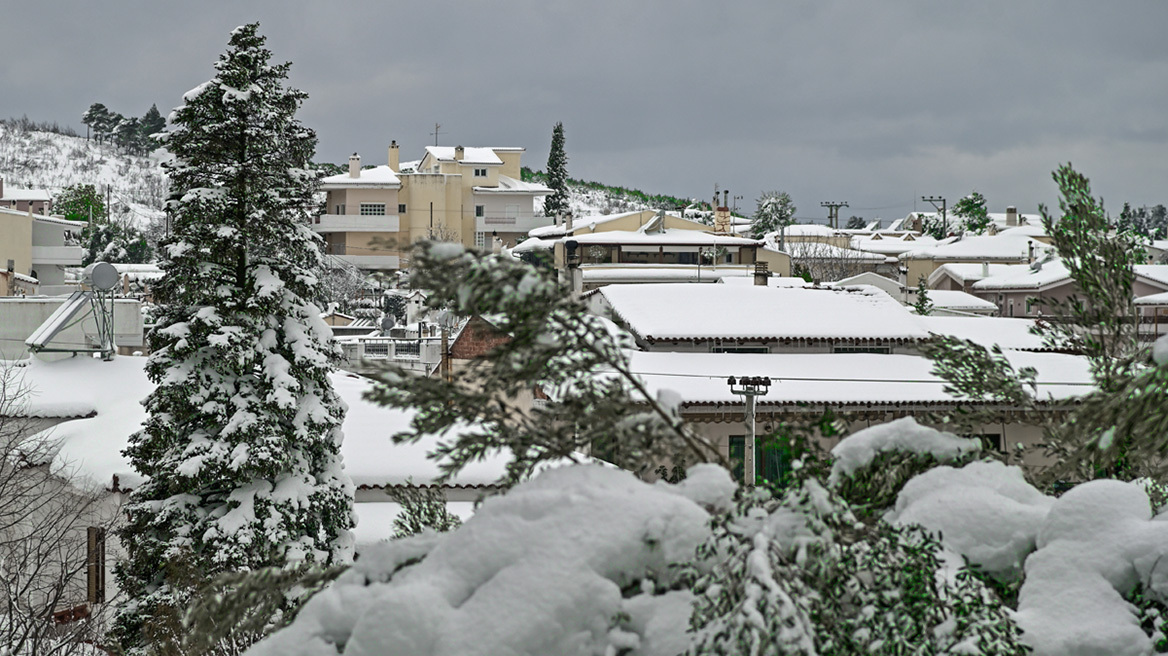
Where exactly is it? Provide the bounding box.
[0,207,85,295]
[316,142,552,271]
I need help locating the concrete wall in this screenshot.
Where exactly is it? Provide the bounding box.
[0,297,143,360]
[0,209,34,294]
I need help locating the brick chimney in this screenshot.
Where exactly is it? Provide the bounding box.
[454,145,465,161]
[348,153,361,178]
[1006,206,1018,227]
[388,140,399,171]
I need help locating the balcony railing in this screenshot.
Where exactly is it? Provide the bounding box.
[313,214,400,232]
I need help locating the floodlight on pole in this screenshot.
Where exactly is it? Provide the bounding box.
[727,375,772,486]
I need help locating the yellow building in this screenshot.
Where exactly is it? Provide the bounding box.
[317,142,552,271]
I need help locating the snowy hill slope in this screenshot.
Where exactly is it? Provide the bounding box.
[0,121,167,228]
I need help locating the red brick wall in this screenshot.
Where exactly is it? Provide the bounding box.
[449,316,510,359]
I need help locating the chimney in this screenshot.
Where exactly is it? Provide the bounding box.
[388,140,399,171]
[754,260,770,286]
[981,261,989,278]
[348,153,361,178]
[1006,206,1018,227]
[454,145,465,161]
[565,212,574,233]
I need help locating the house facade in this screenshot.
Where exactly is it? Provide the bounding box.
[0,177,52,214]
[0,207,86,295]
[316,143,552,271]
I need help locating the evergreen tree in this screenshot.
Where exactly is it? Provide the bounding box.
[543,121,570,218]
[139,103,166,147]
[751,190,796,242]
[81,103,108,142]
[114,23,354,653]
[913,277,934,316]
[953,191,991,234]
[114,116,144,153]
[845,215,866,230]
[53,183,105,223]
[81,220,153,266]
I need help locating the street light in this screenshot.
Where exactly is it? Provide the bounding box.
[727,375,772,486]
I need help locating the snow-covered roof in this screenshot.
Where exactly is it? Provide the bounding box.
[321,165,401,187]
[1135,265,1168,288]
[33,214,85,228]
[527,210,661,239]
[719,276,813,288]
[781,223,836,236]
[929,262,1018,286]
[424,146,503,166]
[995,224,1048,238]
[971,260,1071,291]
[902,234,1047,261]
[918,316,1051,351]
[850,234,939,257]
[1135,291,1168,305]
[15,356,518,491]
[581,266,754,284]
[627,350,1092,406]
[1,188,52,201]
[921,289,999,312]
[473,175,551,195]
[783,241,886,262]
[568,228,758,247]
[599,283,930,343]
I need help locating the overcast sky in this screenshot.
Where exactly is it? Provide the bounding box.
[3,1,1165,222]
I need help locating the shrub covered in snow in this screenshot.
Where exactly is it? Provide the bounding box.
[828,417,982,510]
[245,464,735,656]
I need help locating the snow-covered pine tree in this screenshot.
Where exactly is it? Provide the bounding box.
[543,121,570,218]
[752,190,796,241]
[953,191,990,235]
[113,23,354,653]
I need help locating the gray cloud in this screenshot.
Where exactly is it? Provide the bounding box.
[2,0,1165,219]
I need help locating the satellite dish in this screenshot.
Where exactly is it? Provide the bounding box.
[84,262,119,291]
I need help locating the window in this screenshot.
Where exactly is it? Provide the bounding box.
[360,203,386,216]
[334,204,345,215]
[729,436,791,486]
[398,203,407,214]
[475,205,485,218]
[475,232,486,249]
[474,168,488,177]
[711,346,769,354]
[832,346,891,354]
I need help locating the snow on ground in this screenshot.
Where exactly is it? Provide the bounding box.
[0,124,168,228]
[12,356,518,543]
[246,463,735,656]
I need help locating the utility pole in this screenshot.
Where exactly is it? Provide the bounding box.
[921,196,947,236]
[431,123,443,147]
[727,376,772,487]
[820,201,849,229]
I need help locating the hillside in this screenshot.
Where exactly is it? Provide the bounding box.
[0,121,704,233]
[0,118,167,229]
[522,166,709,218]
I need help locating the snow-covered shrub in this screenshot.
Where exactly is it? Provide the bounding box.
[687,476,1028,655]
[245,464,736,656]
[828,417,982,511]
[888,460,1054,581]
[386,484,462,539]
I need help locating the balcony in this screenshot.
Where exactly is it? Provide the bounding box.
[329,254,401,271]
[313,214,400,233]
[475,214,554,234]
[31,245,85,266]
